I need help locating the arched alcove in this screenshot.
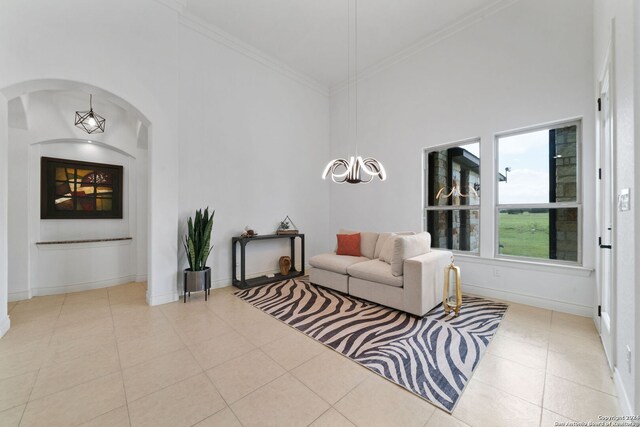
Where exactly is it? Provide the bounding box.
[1,79,153,312]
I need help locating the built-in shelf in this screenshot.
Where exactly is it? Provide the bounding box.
[36,237,133,245]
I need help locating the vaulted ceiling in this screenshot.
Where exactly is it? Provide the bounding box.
[183,0,509,88]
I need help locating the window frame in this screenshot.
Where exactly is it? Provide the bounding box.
[493,119,583,265]
[423,137,481,256]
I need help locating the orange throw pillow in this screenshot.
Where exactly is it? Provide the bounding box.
[336,233,361,257]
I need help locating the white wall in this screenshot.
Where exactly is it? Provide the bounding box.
[594,0,637,415]
[635,1,640,414]
[329,0,596,316]
[0,95,10,337]
[177,22,331,286]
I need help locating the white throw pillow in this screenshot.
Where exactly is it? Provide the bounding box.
[374,231,414,259]
[374,232,393,259]
[379,234,397,263]
[390,232,432,277]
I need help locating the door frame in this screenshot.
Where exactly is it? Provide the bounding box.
[595,25,617,372]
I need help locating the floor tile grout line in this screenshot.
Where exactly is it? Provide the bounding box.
[25,359,122,403]
[421,409,437,427]
[20,356,125,415]
[255,339,344,408]
[484,350,548,372]
[539,321,551,427]
[106,284,133,427]
[123,367,207,406]
[330,402,361,427]
[0,366,43,383]
[187,405,241,427]
[121,347,204,404]
[289,354,371,409]
[17,294,66,426]
[15,401,28,427]
[200,364,248,427]
[305,408,328,427]
[543,371,618,398]
[472,377,543,410]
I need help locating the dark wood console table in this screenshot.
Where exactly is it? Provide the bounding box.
[232,233,305,289]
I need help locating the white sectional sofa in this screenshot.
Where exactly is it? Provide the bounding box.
[309,231,453,317]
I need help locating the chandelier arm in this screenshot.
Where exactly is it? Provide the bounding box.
[360,158,387,180]
[322,158,351,180]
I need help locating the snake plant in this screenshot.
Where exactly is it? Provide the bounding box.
[183,207,215,271]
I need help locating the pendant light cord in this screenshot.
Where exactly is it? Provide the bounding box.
[354,0,358,157]
[347,0,351,158]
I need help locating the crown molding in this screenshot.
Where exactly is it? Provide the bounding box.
[153,0,186,14]
[330,0,521,95]
[177,11,329,97]
[154,0,520,98]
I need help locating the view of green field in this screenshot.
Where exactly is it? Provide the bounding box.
[498,211,549,259]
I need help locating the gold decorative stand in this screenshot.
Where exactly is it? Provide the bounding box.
[443,256,462,316]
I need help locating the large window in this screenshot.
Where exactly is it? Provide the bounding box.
[424,140,480,254]
[496,121,581,263]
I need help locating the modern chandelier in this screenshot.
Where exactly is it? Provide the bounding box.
[322,0,386,184]
[74,94,106,134]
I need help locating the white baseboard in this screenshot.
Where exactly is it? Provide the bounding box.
[31,275,139,297]
[8,290,31,302]
[0,315,10,338]
[463,282,593,317]
[146,290,179,306]
[135,275,148,283]
[614,368,634,415]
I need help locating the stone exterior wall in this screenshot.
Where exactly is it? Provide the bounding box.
[428,148,480,253]
[553,126,578,261]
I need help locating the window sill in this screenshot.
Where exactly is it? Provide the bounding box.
[453,254,593,277]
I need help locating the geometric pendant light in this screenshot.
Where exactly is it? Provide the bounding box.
[74,94,106,134]
[322,0,386,184]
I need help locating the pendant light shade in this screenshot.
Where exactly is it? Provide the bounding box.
[322,156,386,184]
[322,0,386,184]
[75,94,106,134]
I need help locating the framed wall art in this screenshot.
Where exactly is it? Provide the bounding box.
[40,157,123,219]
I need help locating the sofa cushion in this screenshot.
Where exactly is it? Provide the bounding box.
[347,259,403,288]
[379,234,397,263]
[336,233,361,256]
[309,253,369,275]
[374,232,394,259]
[390,232,431,277]
[374,231,415,259]
[339,230,379,259]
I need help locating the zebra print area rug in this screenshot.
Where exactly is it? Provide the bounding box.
[235,279,508,412]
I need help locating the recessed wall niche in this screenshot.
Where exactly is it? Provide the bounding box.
[6,89,149,301]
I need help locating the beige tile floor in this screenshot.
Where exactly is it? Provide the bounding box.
[0,283,621,427]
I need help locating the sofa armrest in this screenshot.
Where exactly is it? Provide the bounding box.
[402,250,453,316]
